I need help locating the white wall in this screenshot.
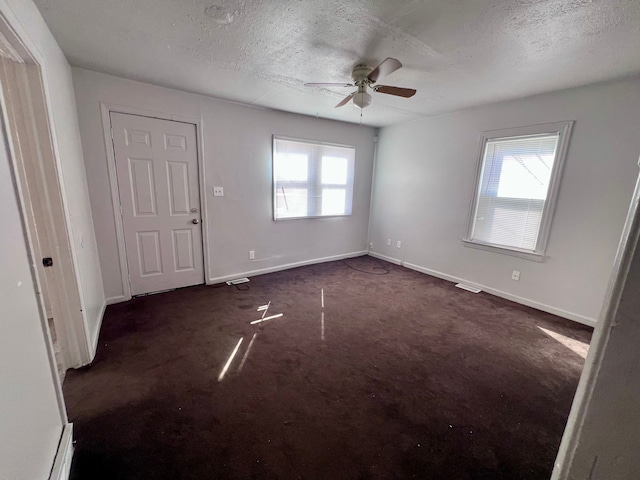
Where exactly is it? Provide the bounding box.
[72,68,376,300]
[369,76,640,325]
[4,0,104,348]
[0,84,64,479]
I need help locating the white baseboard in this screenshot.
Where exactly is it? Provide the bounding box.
[208,250,369,284]
[106,295,127,305]
[89,298,108,359]
[50,423,73,480]
[402,261,597,328]
[368,250,402,265]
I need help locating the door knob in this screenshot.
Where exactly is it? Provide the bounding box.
[192,219,200,224]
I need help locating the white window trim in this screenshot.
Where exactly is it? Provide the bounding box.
[272,135,355,221]
[462,121,574,261]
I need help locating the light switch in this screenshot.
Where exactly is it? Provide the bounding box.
[213,186,224,197]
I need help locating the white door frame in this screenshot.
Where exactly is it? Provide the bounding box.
[0,4,77,474]
[100,103,210,301]
[0,10,91,372]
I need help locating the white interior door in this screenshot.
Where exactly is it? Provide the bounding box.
[110,112,204,296]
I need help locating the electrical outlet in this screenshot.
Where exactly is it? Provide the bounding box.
[396,240,402,248]
[387,238,391,246]
[213,186,224,197]
[512,270,520,281]
[249,250,255,260]
[369,242,373,249]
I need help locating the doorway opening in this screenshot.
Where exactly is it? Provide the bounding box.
[0,17,90,375]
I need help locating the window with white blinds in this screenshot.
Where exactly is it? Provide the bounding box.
[273,136,355,220]
[465,122,573,260]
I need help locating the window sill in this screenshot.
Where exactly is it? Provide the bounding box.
[462,239,544,262]
[274,213,352,221]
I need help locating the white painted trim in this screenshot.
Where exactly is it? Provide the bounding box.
[402,261,597,327]
[367,250,402,265]
[99,103,132,301]
[49,423,73,480]
[195,116,211,293]
[106,295,127,305]
[366,133,379,249]
[0,7,73,424]
[99,103,209,299]
[90,298,107,357]
[463,121,574,261]
[6,26,94,368]
[461,239,544,262]
[208,250,368,284]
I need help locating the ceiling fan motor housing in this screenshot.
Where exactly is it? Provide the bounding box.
[352,65,374,85]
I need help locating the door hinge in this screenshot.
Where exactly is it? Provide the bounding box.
[119,204,123,217]
[110,127,114,140]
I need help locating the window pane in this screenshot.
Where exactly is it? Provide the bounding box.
[273,136,355,220]
[274,153,308,182]
[472,133,559,251]
[496,154,554,199]
[474,198,543,250]
[321,156,348,185]
[275,187,308,218]
[321,189,346,216]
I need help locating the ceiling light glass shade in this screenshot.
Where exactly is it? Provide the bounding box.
[353,91,372,109]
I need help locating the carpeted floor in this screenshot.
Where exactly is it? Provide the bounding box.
[64,256,592,480]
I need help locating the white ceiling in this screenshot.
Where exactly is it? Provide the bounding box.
[34,0,640,127]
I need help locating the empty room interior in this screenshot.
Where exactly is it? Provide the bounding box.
[2,0,640,479]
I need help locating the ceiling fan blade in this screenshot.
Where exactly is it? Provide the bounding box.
[373,85,417,98]
[367,57,402,83]
[304,82,354,87]
[335,92,356,108]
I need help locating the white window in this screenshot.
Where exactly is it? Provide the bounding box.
[273,136,355,220]
[464,121,573,261]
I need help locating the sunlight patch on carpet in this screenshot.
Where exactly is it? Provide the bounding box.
[538,326,590,359]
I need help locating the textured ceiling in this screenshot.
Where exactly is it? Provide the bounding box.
[34,0,640,127]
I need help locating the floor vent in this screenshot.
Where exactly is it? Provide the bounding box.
[226,277,250,285]
[455,283,482,294]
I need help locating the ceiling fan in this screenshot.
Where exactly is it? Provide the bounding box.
[304,57,416,109]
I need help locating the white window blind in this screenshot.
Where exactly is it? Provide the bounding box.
[465,121,573,259]
[273,137,355,220]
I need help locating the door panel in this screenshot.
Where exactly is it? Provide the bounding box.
[111,112,203,295]
[172,229,195,271]
[167,161,190,215]
[129,158,157,216]
[136,231,162,276]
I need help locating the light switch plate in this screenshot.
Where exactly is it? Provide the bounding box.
[213,186,224,197]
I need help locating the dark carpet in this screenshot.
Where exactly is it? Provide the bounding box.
[64,256,592,480]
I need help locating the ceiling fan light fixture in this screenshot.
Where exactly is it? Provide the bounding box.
[353,91,372,109]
